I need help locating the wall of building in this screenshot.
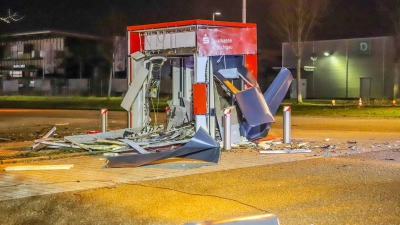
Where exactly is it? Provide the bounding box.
[0,31,117,96]
[0,37,65,78]
[283,36,397,99]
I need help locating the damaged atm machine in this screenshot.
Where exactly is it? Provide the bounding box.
[106,20,293,168]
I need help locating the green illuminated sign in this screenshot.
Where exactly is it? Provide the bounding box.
[358,40,371,55]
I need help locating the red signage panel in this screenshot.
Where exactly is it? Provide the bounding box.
[193,83,207,115]
[197,27,257,56]
[129,32,143,54]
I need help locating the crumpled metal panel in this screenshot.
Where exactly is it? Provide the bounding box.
[235,86,275,126]
[120,65,149,111]
[212,57,274,127]
[240,122,271,141]
[105,127,220,168]
[264,68,293,115]
[241,68,293,140]
[235,60,258,88]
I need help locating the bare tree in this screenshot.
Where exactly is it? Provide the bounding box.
[377,0,400,100]
[268,0,329,103]
[97,8,129,99]
[0,9,23,23]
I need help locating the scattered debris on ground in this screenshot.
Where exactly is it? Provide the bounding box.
[2,123,399,166]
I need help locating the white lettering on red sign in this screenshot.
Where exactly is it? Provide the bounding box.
[216,38,232,44]
[197,27,257,56]
[202,34,210,44]
[212,45,233,51]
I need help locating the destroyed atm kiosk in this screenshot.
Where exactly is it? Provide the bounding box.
[121,19,293,143]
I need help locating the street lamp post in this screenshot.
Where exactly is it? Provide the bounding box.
[212,12,221,21]
[242,0,246,23]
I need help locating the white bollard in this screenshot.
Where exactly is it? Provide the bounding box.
[283,106,291,144]
[101,108,108,132]
[223,108,232,150]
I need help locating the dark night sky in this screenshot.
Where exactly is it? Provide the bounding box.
[0,0,393,49]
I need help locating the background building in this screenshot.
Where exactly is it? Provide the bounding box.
[282,36,398,100]
[0,30,118,95]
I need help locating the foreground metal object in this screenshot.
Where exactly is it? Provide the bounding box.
[212,56,275,128]
[240,68,293,140]
[105,127,220,168]
[185,214,280,225]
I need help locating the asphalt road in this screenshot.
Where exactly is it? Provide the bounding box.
[1,108,399,143]
[0,109,127,141]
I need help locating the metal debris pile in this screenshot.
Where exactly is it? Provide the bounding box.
[32,123,197,154]
[30,123,220,168]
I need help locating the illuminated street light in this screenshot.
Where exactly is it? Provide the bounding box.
[324,52,330,56]
[213,12,221,21]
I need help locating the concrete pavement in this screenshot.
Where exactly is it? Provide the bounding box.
[0,144,380,202]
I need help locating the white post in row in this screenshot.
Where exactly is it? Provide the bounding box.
[223,108,232,150]
[283,106,291,144]
[101,108,108,133]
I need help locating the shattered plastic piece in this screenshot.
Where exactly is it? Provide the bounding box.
[298,142,309,148]
[105,127,220,168]
[103,153,119,156]
[258,141,271,150]
[349,146,357,151]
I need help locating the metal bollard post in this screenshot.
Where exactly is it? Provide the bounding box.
[101,108,108,132]
[283,106,291,144]
[223,108,232,150]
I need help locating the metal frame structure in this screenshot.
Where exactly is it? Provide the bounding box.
[122,19,292,142]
